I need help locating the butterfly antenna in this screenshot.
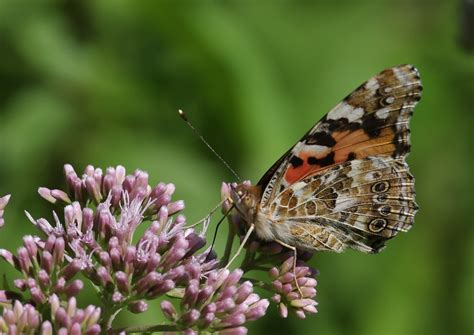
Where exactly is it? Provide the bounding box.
[205,202,236,262]
[178,109,242,182]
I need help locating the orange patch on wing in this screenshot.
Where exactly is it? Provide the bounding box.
[284,127,397,185]
[284,149,330,184]
[333,129,367,149]
[334,128,396,161]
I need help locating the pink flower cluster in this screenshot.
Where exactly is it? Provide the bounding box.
[0,165,276,334]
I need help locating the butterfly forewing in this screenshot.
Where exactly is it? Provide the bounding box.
[258,64,421,209]
[252,64,421,253]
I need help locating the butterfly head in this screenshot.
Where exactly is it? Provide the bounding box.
[230,183,262,224]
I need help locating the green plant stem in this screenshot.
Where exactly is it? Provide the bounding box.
[240,249,255,272]
[110,323,183,334]
[106,307,123,329]
[221,222,235,265]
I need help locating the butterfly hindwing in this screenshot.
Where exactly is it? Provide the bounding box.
[267,157,417,253]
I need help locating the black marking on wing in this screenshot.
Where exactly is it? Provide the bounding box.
[307,152,335,167]
[306,131,337,146]
[290,155,304,168]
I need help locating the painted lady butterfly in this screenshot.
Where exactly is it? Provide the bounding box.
[231,64,421,254]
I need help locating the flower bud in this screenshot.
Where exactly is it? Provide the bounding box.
[128,300,148,314]
[38,188,56,203]
[160,300,177,321]
[65,280,83,297]
[219,327,248,335]
[51,189,71,204]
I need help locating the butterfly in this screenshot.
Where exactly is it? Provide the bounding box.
[230,64,421,255]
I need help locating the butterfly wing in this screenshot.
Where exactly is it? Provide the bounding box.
[267,157,417,253]
[258,64,422,209]
[257,64,421,252]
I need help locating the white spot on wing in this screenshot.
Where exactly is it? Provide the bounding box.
[310,144,330,154]
[393,67,406,83]
[376,107,390,119]
[334,197,356,212]
[365,77,379,90]
[292,181,307,192]
[385,96,395,104]
[371,157,388,169]
[346,160,361,178]
[327,102,365,123]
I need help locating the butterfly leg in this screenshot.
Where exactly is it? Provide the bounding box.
[275,239,304,298]
[225,223,255,269]
[185,197,229,229]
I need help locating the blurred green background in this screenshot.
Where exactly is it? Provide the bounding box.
[0,1,472,334]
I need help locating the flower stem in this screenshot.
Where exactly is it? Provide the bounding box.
[110,323,182,334]
[106,307,123,329]
[240,248,255,272]
[222,222,235,265]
